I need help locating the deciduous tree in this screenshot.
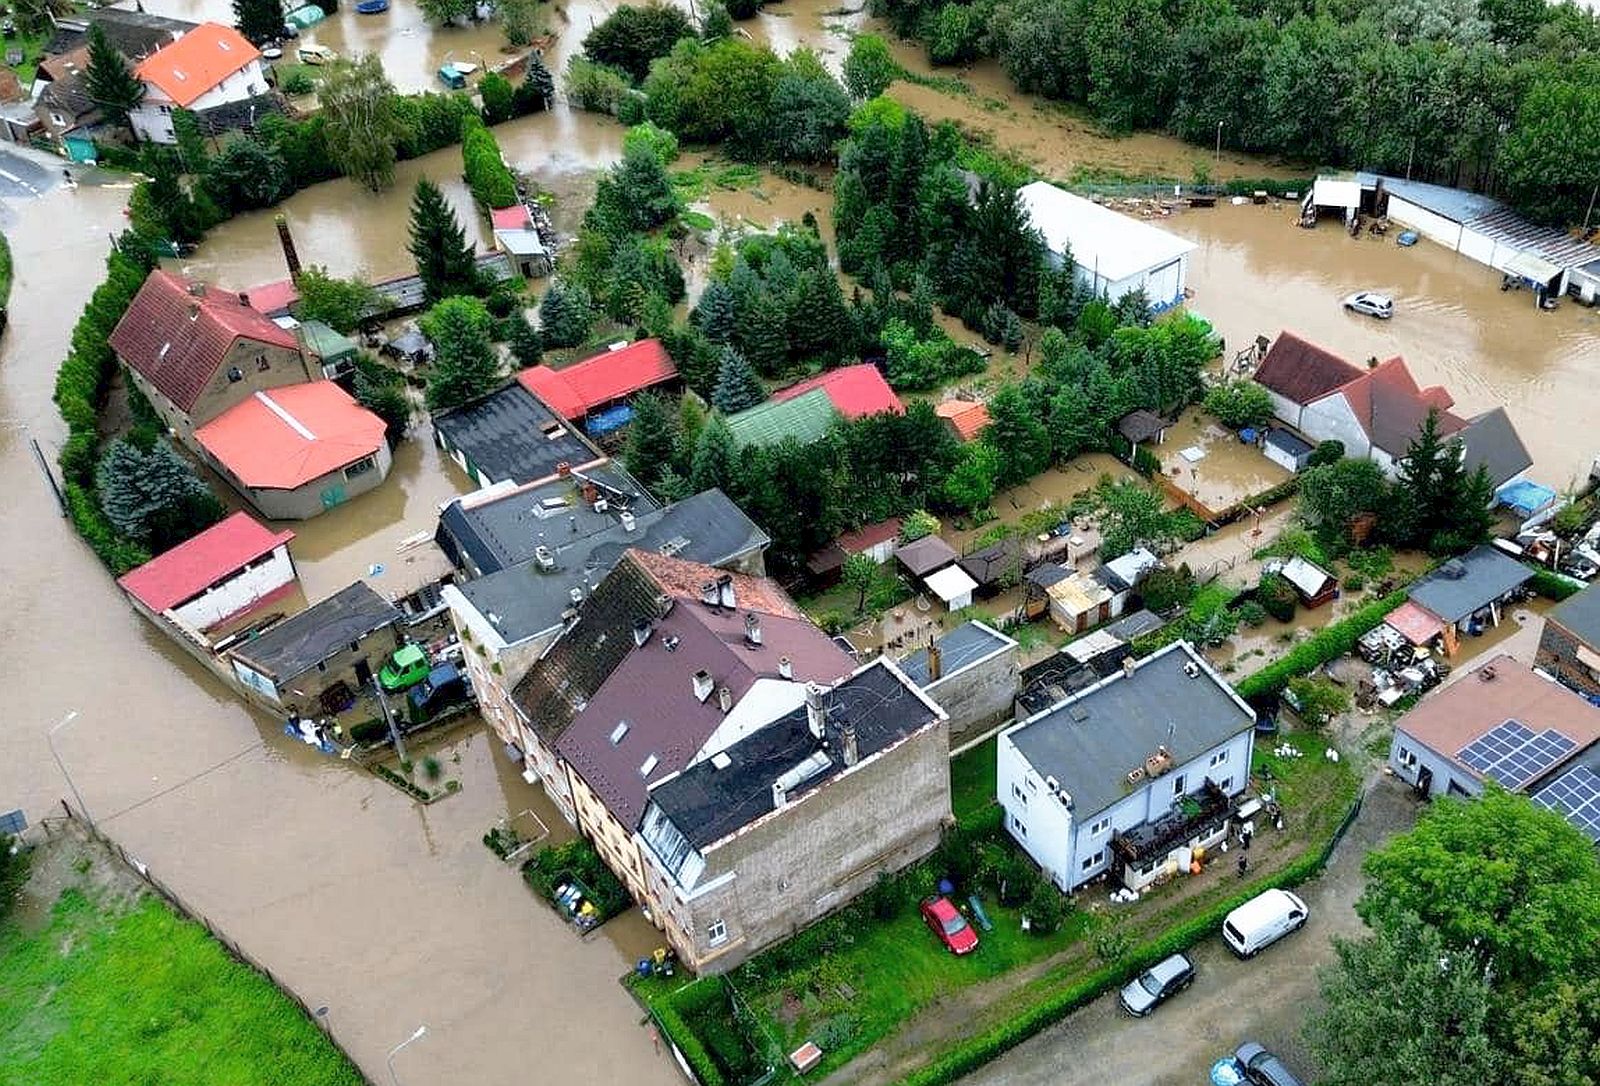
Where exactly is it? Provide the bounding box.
[583,3,696,84]
[233,0,284,43]
[1203,381,1273,429]
[294,266,382,333]
[842,33,900,100]
[942,443,1001,514]
[321,54,404,192]
[422,297,501,410]
[842,552,878,613]
[499,0,543,46]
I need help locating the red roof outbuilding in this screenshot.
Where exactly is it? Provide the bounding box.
[935,399,991,442]
[195,382,387,490]
[771,364,904,420]
[109,270,301,414]
[118,511,295,613]
[490,205,533,230]
[516,339,677,420]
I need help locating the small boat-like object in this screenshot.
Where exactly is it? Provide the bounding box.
[356,0,389,13]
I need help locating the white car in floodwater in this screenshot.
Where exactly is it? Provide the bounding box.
[1343,291,1395,319]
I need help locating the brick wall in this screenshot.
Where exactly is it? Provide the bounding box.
[1535,618,1600,698]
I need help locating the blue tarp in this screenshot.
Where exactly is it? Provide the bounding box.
[1496,478,1556,516]
[585,403,634,436]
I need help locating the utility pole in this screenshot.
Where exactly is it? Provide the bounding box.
[373,680,406,765]
[1214,121,1223,169]
[47,711,93,831]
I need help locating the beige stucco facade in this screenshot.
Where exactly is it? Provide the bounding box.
[128,335,314,443]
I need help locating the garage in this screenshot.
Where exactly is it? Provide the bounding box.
[1017,182,1196,310]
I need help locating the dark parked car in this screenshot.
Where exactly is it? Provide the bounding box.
[920,895,979,955]
[1233,1042,1306,1086]
[1118,952,1195,1016]
[408,663,468,719]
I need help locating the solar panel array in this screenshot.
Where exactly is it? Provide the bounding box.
[1532,765,1600,842]
[1456,719,1577,790]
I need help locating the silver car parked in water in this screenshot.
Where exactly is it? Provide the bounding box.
[1343,291,1395,319]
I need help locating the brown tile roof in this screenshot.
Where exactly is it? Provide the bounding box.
[935,399,990,442]
[1335,356,1465,455]
[1396,656,1600,785]
[1253,331,1362,406]
[516,549,851,830]
[109,270,300,414]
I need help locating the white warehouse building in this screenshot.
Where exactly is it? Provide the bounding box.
[1017,182,1196,310]
[997,641,1256,892]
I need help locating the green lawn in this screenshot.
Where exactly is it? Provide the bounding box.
[0,889,364,1085]
[950,736,998,825]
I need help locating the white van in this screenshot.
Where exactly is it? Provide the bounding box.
[1222,888,1308,958]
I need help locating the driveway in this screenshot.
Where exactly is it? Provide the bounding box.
[963,779,1418,1086]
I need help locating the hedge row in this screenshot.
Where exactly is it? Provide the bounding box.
[899,801,1356,1086]
[646,978,729,1086]
[1527,566,1583,602]
[1233,588,1409,701]
[461,116,519,211]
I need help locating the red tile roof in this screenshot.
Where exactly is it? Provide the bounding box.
[136,23,260,108]
[838,517,902,553]
[490,205,532,230]
[1385,600,1444,645]
[1253,331,1363,406]
[1335,356,1465,455]
[195,382,387,490]
[244,278,300,316]
[771,364,904,420]
[935,399,990,442]
[118,511,294,613]
[110,270,300,413]
[516,339,677,420]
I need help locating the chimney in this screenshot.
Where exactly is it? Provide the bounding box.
[620,511,637,532]
[1122,656,1137,679]
[927,639,942,682]
[842,721,858,767]
[778,655,793,679]
[717,573,736,609]
[744,612,762,646]
[632,619,653,647]
[187,281,205,298]
[237,291,250,306]
[805,684,826,740]
[556,461,572,478]
[717,685,733,713]
[771,780,787,809]
[692,669,714,702]
[699,581,720,608]
[274,214,302,282]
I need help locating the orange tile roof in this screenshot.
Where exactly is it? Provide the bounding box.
[516,339,677,420]
[195,382,386,490]
[136,23,259,108]
[935,399,990,441]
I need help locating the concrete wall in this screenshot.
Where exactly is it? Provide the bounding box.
[1535,617,1600,699]
[1388,727,1481,799]
[656,718,951,973]
[167,543,296,632]
[921,641,1019,746]
[206,440,392,521]
[229,622,404,716]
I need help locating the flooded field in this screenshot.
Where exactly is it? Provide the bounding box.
[1156,406,1291,517]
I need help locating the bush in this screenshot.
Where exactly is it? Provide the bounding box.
[1235,589,1408,700]
[461,116,519,209]
[1256,572,1298,623]
[565,56,632,115]
[521,837,632,920]
[1203,381,1274,429]
[279,68,315,95]
[478,71,516,123]
[348,719,388,744]
[1528,566,1583,602]
[1023,879,1069,935]
[1139,565,1196,613]
[1237,600,1268,626]
[862,870,905,920]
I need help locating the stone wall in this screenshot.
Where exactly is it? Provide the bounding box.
[1535,618,1600,698]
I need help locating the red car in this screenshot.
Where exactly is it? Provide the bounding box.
[920,895,979,955]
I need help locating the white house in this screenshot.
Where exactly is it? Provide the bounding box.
[998,641,1256,892]
[131,23,266,144]
[116,511,297,635]
[1016,182,1195,309]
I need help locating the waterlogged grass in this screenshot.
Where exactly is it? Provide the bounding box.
[671,162,764,202]
[0,889,363,1085]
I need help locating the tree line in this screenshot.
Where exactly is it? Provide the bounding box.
[864,0,1600,226]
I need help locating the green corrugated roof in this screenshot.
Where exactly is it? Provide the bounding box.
[298,319,358,363]
[725,389,839,448]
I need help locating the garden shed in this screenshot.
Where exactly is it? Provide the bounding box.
[1016,182,1195,309]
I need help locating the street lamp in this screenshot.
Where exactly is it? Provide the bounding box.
[386,1025,427,1085]
[46,711,93,831]
[1214,121,1224,168]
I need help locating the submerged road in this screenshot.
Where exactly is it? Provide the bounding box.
[963,780,1417,1086]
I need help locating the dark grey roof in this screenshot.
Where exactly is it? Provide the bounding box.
[899,621,1013,687]
[1264,428,1313,457]
[1009,642,1254,818]
[1016,652,1102,717]
[38,74,96,119]
[432,381,604,487]
[457,488,769,642]
[194,93,285,137]
[646,661,939,849]
[1548,582,1600,648]
[1117,410,1166,444]
[45,10,194,59]
[896,534,958,576]
[1460,408,1533,490]
[1408,545,1533,624]
[1101,609,1167,642]
[1026,563,1072,589]
[434,465,658,576]
[228,582,402,683]
[958,537,1023,587]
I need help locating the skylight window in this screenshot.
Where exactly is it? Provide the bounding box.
[610,721,629,745]
[640,754,659,777]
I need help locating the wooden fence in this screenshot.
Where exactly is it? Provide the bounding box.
[41,803,375,1086]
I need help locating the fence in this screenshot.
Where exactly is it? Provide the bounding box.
[40,802,374,1085]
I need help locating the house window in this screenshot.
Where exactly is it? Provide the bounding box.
[707,918,727,946]
[50,112,66,126]
[1010,813,1027,837]
[1081,850,1104,872]
[1011,783,1028,806]
[1089,816,1111,836]
[345,456,376,480]
[1218,775,1234,792]
[1172,774,1186,797]
[1209,749,1229,768]
[1397,745,1417,768]
[1026,776,1038,791]
[159,105,171,114]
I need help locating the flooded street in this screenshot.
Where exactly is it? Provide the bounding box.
[2,3,1597,1083]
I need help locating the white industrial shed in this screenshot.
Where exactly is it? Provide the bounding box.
[1017,182,1195,310]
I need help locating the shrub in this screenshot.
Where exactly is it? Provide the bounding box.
[1236,589,1408,700]
[564,56,632,115]
[862,870,904,920]
[460,116,519,209]
[279,68,315,95]
[348,719,388,744]
[1528,566,1582,602]
[1256,572,1298,623]
[1236,600,1268,627]
[521,837,632,920]
[1139,565,1196,613]
[1023,879,1069,935]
